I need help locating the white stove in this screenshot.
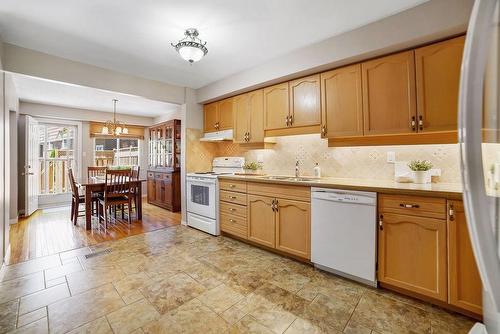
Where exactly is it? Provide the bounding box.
[186,157,244,235]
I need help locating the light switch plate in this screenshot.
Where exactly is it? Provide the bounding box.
[387,151,396,163]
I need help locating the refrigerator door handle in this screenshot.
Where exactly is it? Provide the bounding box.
[459,0,500,311]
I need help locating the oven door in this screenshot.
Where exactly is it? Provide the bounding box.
[186,178,216,219]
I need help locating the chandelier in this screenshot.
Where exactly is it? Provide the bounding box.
[102,99,128,136]
[171,28,208,63]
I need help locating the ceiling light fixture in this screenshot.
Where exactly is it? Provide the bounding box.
[102,99,128,136]
[171,28,208,63]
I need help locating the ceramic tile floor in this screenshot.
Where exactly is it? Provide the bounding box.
[0,225,477,334]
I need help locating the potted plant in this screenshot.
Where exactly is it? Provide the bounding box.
[243,161,261,175]
[408,160,433,184]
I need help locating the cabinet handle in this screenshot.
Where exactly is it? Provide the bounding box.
[229,208,236,212]
[379,215,384,230]
[271,199,276,212]
[246,132,250,142]
[418,115,424,131]
[399,203,420,208]
[321,125,326,136]
[411,116,416,131]
[229,219,236,223]
[289,115,293,126]
[285,116,289,126]
[229,196,237,200]
[275,199,279,212]
[449,203,455,221]
[229,184,236,188]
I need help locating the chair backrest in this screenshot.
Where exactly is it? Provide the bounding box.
[104,169,132,198]
[88,166,107,179]
[68,168,79,198]
[131,165,140,180]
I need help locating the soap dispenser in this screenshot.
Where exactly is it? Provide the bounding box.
[314,162,321,178]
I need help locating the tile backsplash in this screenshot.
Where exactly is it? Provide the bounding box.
[187,129,462,183]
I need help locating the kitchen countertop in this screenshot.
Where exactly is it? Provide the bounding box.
[219,174,464,199]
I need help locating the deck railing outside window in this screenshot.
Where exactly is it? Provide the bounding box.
[94,138,140,167]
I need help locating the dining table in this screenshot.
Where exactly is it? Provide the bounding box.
[78,177,146,230]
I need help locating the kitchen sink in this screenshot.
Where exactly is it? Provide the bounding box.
[258,176,319,182]
[259,176,291,180]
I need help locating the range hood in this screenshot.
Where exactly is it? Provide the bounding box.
[199,129,234,142]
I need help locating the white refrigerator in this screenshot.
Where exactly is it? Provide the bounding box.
[459,0,500,333]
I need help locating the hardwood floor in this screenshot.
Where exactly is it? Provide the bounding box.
[7,198,181,265]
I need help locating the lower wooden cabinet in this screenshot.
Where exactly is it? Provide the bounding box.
[275,198,311,259]
[448,200,483,315]
[248,194,276,248]
[147,170,180,212]
[378,212,448,302]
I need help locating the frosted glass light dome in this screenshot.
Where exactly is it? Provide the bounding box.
[172,28,208,64]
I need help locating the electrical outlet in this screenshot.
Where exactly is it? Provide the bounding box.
[387,151,396,163]
[257,154,264,164]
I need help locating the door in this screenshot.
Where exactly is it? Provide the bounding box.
[264,83,289,130]
[217,98,233,131]
[247,194,275,248]
[186,178,216,219]
[378,212,447,301]
[459,1,500,331]
[233,94,249,143]
[25,116,39,216]
[289,75,321,128]
[275,198,310,259]
[248,89,264,143]
[204,102,218,133]
[321,64,363,138]
[447,200,482,315]
[415,36,465,132]
[362,51,417,135]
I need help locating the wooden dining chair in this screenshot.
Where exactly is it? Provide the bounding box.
[130,165,140,212]
[98,169,133,229]
[131,165,140,180]
[88,166,107,179]
[69,168,85,225]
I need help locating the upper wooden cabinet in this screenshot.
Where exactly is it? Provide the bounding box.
[203,98,233,133]
[362,51,417,136]
[204,102,218,133]
[233,90,265,143]
[264,83,289,130]
[321,64,363,138]
[415,36,465,132]
[289,74,321,128]
[448,200,482,315]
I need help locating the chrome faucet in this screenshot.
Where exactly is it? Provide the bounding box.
[295,160,300,177]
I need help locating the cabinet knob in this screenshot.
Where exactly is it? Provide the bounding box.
[229,184,236,188]
[229,219,236,223]
[449,203,455,221]
[229,208,236,212]
[321,125,326,136]
[379,215,384,230]
[411,116,416,131]
[418,115,424,131]
[229,196,237,200]
[400,203,419,209]
[285,116,289,126]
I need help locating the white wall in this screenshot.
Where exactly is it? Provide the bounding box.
[196,0,474,102]
[5,74,19,223]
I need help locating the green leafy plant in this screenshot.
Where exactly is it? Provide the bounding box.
[243,161,260,171]
[408,160,433,171]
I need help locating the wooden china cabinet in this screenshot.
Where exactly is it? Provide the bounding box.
[147,119,181,212]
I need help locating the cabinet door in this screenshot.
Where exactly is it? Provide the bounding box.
[362,51,417,135]
[218,98,234,130]
[248,89,265,143]
[147,179,156,202]
[163,179,173,207]
[448,200,482,315]
[156,180,164,204]
[321,64,363,138]
[415,36,465,133]
[247,194,275,248]
[378,212,447,301]
[204,102,218,133]
[264,83,289,130]
[289,75,321,128]
[275,198,310,259]
[233,94,249,143]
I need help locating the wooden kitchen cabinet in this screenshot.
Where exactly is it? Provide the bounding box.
[320,64,363,138]
[203,98,233,132]
[275,198,311,259]
[147,171,180,212]
[233,89,264,143]
[289,74,321,128]
[415,36,465,133]
[378,212,448,302]
[448,200,483,315]
[248,194,276,248]
[362,51,417,136]
[264,83,289,131]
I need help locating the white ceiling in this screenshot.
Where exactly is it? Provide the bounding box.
[0,0,428,89]
[12,74,180,117]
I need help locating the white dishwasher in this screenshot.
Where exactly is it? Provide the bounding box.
[311,187,377,287]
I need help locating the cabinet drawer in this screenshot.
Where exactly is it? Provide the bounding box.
[220,202,247,218]
[220,213,247,239]
[220,190,247,206]
[147,172,155,178]
[219,179,247,193]
[379,194,446,219]
[247,182,310,202]
[154,173,164,180]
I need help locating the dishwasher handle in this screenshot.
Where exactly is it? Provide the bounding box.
[312,189,376,206]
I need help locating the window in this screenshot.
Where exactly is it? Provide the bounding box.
[93,138,140,167]
[38,123,77,194]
